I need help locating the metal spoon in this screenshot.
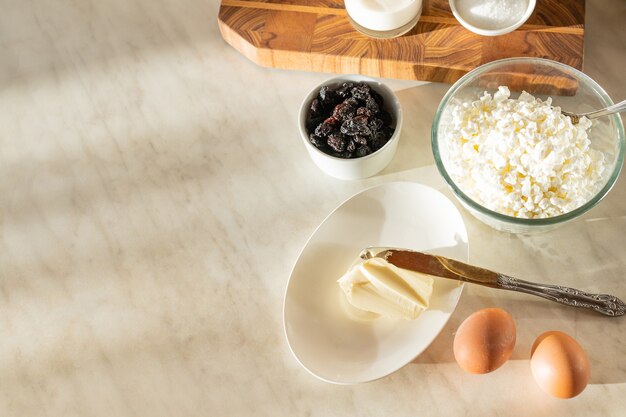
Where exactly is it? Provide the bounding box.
[361,247,626,317]
[562,99,626,125]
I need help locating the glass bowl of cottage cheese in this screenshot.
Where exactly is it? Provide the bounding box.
[432,58,625,233]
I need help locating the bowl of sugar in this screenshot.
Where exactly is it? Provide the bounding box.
[449,0,536,36]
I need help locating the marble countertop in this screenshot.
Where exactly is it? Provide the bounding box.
[1,0,625,415]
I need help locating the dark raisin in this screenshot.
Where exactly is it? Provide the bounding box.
[330,150,350,158]
[353,114,369,126]
[370,89,384,105]
[319,86,339,107]
[314,117,338,137]
[353,135,368,145]
[351,82,371,100]
[383,126,395,139]
[365,97,380,114]
[340,117,371,136]
[344,97,359,108]
[327,117,341,130]
[368,117,383,132]
[336,82,355,98]
[369,131,388,150]
[307,117,323,133]
[339,120,354,135]
[309,134,326,149]
[332,102,356,121]
[327,133,347,152]
[346,140,356,152]
[356,107,372,117]
[379,109,393,126]
[310,98,323,118]
[355,145,373,157]
[318,86,331,101]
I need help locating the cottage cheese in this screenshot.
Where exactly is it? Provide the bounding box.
[442,86,607,218]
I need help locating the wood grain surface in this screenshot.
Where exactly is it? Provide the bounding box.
[217,0,585,84]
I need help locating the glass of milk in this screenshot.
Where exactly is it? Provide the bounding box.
[345,0,422,38]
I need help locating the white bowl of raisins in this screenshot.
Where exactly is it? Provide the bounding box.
[299,75,403,180]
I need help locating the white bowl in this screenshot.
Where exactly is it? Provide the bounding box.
[298,75,403,180]
[449,0,536,37]
[283,182,468,384]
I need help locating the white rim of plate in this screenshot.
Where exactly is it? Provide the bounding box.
[282,181,470,384]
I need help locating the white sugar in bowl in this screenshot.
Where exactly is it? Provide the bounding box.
[450,0,536,36]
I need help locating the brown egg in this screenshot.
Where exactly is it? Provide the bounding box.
[530,331,590,399]
[453,308,516,374]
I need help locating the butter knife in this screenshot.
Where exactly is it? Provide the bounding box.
[361,247,625,317]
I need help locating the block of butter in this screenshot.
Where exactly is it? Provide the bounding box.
[337,257,434,320]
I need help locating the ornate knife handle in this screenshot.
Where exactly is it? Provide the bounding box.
[497,275,626,317]
[369,248,626,317]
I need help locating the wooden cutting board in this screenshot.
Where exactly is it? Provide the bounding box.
[217,0,585,84]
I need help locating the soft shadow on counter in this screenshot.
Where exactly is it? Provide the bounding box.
[410,289,626,385]
[0,0,222,85]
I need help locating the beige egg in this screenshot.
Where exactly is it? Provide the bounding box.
[530,331,590,399]
[453,308,516,374]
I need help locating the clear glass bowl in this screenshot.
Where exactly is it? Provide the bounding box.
[432,58,625,234]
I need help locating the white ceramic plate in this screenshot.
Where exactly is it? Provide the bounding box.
[283,182,469,384]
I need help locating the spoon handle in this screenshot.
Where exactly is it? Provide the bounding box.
[581,99,626,120]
